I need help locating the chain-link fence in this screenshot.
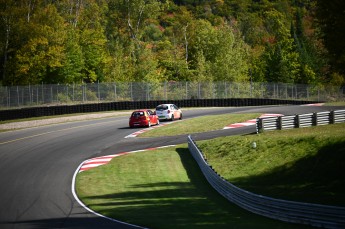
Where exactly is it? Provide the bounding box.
[0,82,344,109]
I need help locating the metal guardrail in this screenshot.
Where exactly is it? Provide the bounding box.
[188,135,345,228]
[256,110,345,132]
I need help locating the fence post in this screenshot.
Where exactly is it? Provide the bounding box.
[57,84,59,103]
[51,86,53,103]
[261,83,264,98]
[29,84,32,104]
[114,83,117,101]
[249,69,252,98]
[6,86,9,108]
[165,81,167,100]
[41,83,44,104]
[131,82,133,101]
[97,81,100,102]
[185,82,187,100]
[229,82,232,98]
[17,86,19,107]
[36,85,38,105]
[224,82,227,98]
[307,86,309,100]
[66,85,69,104]
[82,84,84,102]
[146,83,150,101]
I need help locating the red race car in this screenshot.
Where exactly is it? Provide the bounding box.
[129,109,160,128]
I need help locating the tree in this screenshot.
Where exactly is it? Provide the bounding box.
[262,10,300,83]
[187,19,248,82]
[0,0,340,86]
[77,1,108,83]
[60,28,85,83]
[0,0,35,84]
[315,0,345,82]
[290,13,321,85]
[212,24,249,82]
[0,0,17,84]
[8,4,66,85]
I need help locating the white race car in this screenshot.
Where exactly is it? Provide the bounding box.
[155,104,182,121]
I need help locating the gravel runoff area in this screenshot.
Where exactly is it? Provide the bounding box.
[0,111,131,131]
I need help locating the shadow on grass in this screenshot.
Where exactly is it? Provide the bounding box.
[2,216,135,229]
[82,148,311,229]
[230,141,345,207]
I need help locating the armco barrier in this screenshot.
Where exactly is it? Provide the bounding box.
[0,98,320,121]
[187,135,345,229]
[256,110,345,132]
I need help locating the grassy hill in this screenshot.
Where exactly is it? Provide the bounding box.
[76,121,344,228]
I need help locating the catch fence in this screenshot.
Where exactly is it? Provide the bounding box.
[0,82,344,109]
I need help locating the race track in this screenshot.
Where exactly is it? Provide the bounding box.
[0,105,342,229]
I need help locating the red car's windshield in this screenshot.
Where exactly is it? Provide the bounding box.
[132,111,145,117]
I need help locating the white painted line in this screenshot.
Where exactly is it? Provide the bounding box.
[71,162,148,228]
[72,145,176,227]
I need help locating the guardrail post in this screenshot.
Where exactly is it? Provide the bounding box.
[278,116,283,130]
[256,118,263,133]
[295,114,300,128]
[313,112,318,126]
[330,110,335,124]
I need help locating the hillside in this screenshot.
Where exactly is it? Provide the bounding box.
[0,0,344,86]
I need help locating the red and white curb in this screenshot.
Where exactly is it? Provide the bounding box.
[301,103,324,106]
[78,145,176,173]
[223,113,283,129]
[72,157,153,229]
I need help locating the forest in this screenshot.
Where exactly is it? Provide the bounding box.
[0,0,344,86]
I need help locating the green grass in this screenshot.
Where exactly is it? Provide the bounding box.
[76,146,310,229]
[324,101,345,106]
[198,123,345,206]
[76,123,345,228]
[75,114,345,228]
[139,113,261,137]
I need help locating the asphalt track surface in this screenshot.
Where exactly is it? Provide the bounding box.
[0,105,343,229]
